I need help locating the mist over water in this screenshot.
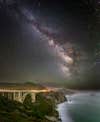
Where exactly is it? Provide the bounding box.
[58,92,100,122]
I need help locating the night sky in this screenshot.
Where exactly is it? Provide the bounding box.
[0,0,100,89]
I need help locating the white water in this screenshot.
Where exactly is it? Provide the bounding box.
[57,101,73,122]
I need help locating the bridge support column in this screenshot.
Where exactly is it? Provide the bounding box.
[31,93,36,103]
[19,92,21,102]
[8,92,11,99]
[13,92,16,101]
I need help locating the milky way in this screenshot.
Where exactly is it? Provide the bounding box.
[0,0,96,88]
[18,7,75,78]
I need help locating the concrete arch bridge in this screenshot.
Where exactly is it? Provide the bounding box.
[0,88,49,103]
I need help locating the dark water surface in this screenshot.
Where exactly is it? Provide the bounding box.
[58,92,100,122]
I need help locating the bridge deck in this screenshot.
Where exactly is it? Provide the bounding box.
[0,89,48,93]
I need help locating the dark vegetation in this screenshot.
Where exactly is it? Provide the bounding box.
[0,93,58,122]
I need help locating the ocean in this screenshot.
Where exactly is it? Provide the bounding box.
[58,92,100,122]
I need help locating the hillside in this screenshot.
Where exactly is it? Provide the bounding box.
[0,82,45,90]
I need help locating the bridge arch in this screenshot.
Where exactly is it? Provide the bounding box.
[19,92,36,103]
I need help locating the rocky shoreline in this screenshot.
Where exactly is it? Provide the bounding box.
[45,89,75,122]
[41,90,68,122]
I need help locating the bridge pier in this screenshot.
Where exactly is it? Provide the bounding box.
[31,93,36,102]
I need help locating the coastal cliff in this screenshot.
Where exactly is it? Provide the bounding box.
[37,91,67,122]
[41,91,67,104]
